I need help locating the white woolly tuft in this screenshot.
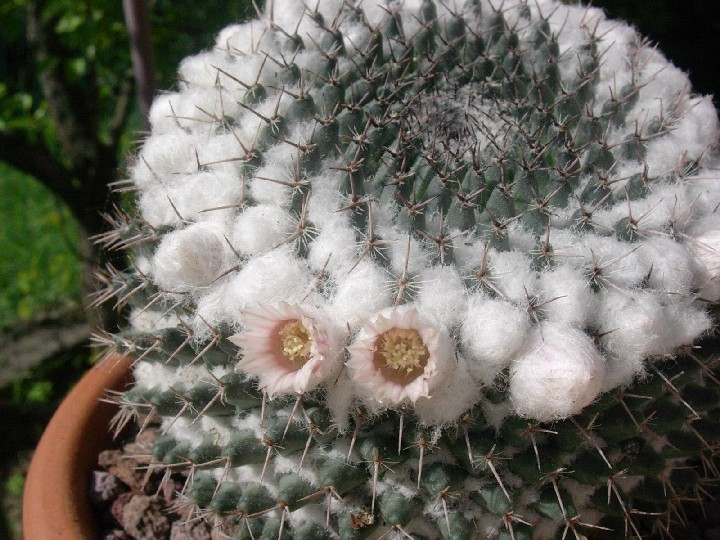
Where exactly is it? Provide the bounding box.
[177,364,213,389]
[600,352,645,392]
[595,290,671,363]
[330,261,393,326]
[162,416,196,445]
[307,217,358,274]
[267,0,343,37]
[416,265,466,327]
[133,361,174,391]
[639,237,696,294]
[592,24,637,106]
[385,232,432,276]
[231,205,293,255]
[414,356,479,426]
[461,295,531,385]
[645,97,719,178]
[191,282,234,333]
[215,21,268,55]
[452,236,488,269]
[636,48,691,115]
[538,265,595,327]
[139,171,244,227]
[287,505,330,532]
[177,51,227,88]
[248,161,293,207]
[487,250,537,302]
[132,131,202,187]
[194,133,251,176]
[687,228,720,301]
[147,93,182,135]
[128,309,179,334]
[686,165,720,216]
[223,249,313,321]
[305,171,343,227]
[507,222,536,252]
[578,235,647,288]
[152,223,228,293]
[509,323,605,422]
[150,87,233,135]
[661,298,712,351]
[198,415,236,448]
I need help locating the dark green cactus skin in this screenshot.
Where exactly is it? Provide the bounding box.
[94,0,720,538]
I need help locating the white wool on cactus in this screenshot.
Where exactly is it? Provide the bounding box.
[139,170,244,227]
[596,290,672,363]
[307,219,359,274]
[688,229,720,301]
[509,323,606,422]
[537,265,596,328]
[151,223,228,293]
[329,261,393,325]
[413,356,479,426]
[639,237,697,295]
[223,249,313,317]
[486,250,537,303]
[461,296,531,385]
[231,204,294,256]
[416,265,467,328]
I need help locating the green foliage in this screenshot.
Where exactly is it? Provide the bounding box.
[0,163,81,328]
[0,0,258,330]
[0,0,129,150]
[0,0,257,142]
[151,0,257,88]
[4,348,90,406]
[4,474,23,498]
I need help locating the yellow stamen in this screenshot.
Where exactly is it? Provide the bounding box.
[375,328,429,383]
[278,320,312,364]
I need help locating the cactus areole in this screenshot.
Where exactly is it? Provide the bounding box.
[97,0,720,537]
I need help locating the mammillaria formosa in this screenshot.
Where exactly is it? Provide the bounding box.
[95,0,720,537]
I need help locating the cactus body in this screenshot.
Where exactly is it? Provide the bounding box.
[98,0,720,538]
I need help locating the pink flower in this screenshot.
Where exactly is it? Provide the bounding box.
[228,303,340,396]
[346,307,453,406]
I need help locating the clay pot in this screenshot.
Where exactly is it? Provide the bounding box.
[23,355,134,539]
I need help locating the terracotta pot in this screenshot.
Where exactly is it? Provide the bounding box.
[23,355,134,539]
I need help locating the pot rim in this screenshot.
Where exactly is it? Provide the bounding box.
[23,354,134,539]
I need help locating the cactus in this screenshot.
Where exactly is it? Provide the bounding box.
[95,0,720,538]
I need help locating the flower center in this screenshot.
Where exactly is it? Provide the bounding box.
[278,320,312,364]
[375,328,429,383]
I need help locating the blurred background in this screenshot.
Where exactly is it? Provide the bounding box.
[0,0,718,537]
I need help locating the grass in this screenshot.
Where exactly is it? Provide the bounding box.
[0,162,83,329]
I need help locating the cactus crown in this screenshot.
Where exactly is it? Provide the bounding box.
[96,0,720,538]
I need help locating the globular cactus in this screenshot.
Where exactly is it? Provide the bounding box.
[95,0,720,538]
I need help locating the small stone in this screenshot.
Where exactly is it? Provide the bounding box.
[90,471,127,507]
[120,493,170,539]
[98,449,145,491]
[110,492,134,528]
[100,529,131,540]
[170,519,213,540]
